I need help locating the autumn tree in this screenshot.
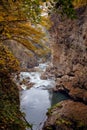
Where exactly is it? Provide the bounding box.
[0,1,49,130]
[0,0,87,130]
[0,0,50,56]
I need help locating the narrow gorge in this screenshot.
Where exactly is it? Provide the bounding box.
[43,5,87,130]
[18,5,87,130]
[0,1,87,130]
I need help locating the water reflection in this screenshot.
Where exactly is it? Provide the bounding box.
[20,88,51,130]
[50,91,70,106]
[20,63,69,130]
[20,88,69,130]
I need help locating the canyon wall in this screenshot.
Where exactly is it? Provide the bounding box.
[43,6,87,130]
[50,6,87,102]
[4,41,38,70]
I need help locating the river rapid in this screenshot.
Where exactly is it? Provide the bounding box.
[20,62,69,130]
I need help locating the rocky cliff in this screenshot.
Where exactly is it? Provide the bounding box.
[43,5,87,130]
[4,40,38,70]
[4,39,51,70]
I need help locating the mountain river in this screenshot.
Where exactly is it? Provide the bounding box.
[20,62,69,130]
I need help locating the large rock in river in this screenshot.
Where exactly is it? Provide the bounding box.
[43,100,87,130]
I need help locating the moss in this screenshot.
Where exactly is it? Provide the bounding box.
[77,122,85,127]
[53,103,63,109]
[47,108,53,116]
[47,126,53,130]
[56,118,87,130]
[56,118,72,126]
[47,103,63,116]
[76,121,87,130]
[0,76,31,130]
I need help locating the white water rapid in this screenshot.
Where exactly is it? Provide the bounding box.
[20,62,69,130]
[20,62,55,130]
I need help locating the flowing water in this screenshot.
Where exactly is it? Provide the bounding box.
[20,63,69,130]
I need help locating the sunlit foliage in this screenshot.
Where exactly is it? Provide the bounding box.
[1,1,86,130]
[73,0,87,8]
[0,0,50,55]
[0,1,49,130]
[0,42,19,75]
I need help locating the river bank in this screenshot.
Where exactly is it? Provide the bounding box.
[19,62,70,130]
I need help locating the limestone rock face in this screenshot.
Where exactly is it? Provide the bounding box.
[50,6,87,74]
[50,6,87,100]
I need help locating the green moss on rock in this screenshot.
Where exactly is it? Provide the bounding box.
[0,76,30,130]
[47,103,63,116]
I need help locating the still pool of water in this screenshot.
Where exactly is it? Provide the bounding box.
[20,63,69,130]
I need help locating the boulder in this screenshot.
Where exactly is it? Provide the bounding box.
[43,100,87,130]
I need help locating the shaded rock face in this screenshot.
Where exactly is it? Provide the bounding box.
[49,6,87,101]
[5,41,38,69]
[50,6,87,76]
[43,6,87,130]
[43,100,87,130]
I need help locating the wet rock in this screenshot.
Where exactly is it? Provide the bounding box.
[67,72,75,77]
[18,82,35,90]
[54,73,87,104]
[55,73,64,78]
[69,88,87,104]
[43,100,87,130]
[40,65,56,80]
[52,86,59,92]
[40,73,48,80]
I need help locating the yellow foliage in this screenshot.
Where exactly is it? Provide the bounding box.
[0,16,4,21]
[40,16,51,29]
[73,0,87,8]
[0,43,20,75]
[0,0,50,56]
